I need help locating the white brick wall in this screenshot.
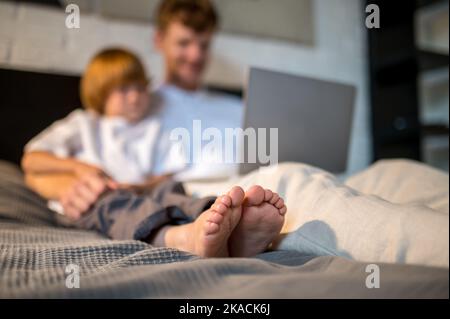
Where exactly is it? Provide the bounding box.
[0,0,372,174]
[0,1,160,75]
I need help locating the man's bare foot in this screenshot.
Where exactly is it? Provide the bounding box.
[164,186,245,257]
[229,185,287,257]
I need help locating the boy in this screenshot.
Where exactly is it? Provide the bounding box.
[22,48,287,258]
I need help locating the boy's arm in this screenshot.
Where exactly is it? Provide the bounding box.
[25,170,118,221]
[118,173,174,193]
[25,172,117,220]
[21,151,104,177]
[25,173,77,200]
[22,152,118,220]
[22,151,102,200]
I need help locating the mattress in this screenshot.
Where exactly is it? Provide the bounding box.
[0,160,448,298]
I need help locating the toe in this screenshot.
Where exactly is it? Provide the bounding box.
[213,203,228,215]
[274,198,284,209]
[244,185,265,206]
[205,221,220,235]
[270,193,280,205]
[207,212,224,224]
[220,195,232,207]
[228,186,245,207]
[279,206,287,215]
[264,189,273,202]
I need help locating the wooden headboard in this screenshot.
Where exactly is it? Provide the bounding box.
[0,67,81,165]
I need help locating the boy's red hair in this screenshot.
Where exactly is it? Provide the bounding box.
[80,48,149,113]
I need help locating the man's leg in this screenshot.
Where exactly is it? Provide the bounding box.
[345,159,449,213]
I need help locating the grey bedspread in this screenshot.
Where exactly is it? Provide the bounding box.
[0,161,448,298]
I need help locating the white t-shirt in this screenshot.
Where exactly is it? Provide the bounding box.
[25,109,161,184]
[25,85,243,183]
[25,86,242,214]
[153,84,243,181]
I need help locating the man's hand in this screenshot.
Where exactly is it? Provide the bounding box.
[60,173,118,220]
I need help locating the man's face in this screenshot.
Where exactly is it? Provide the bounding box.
[156,21,213,90]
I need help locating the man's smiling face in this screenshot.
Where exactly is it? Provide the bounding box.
[156,21,214,91]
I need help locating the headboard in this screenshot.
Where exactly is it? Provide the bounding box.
[0,67,81,165]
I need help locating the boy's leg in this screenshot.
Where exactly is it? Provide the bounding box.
[152,186,245,257]
[229,185,287,257]
[71,180,215,241]
[152,185,288,258]
[68,180,246,257]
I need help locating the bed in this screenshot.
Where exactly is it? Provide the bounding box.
[0,67,448,298]
[0,160,448,298]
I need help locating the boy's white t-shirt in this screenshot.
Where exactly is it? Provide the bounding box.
[25,109,161,184]
[25,85,243,212]
[25,87,243,182]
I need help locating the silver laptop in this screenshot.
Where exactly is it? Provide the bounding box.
[239,67,356,175]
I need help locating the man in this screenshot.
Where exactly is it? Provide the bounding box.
[151,0,243,180]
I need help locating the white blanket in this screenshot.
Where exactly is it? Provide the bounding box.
[185,160,449,268]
